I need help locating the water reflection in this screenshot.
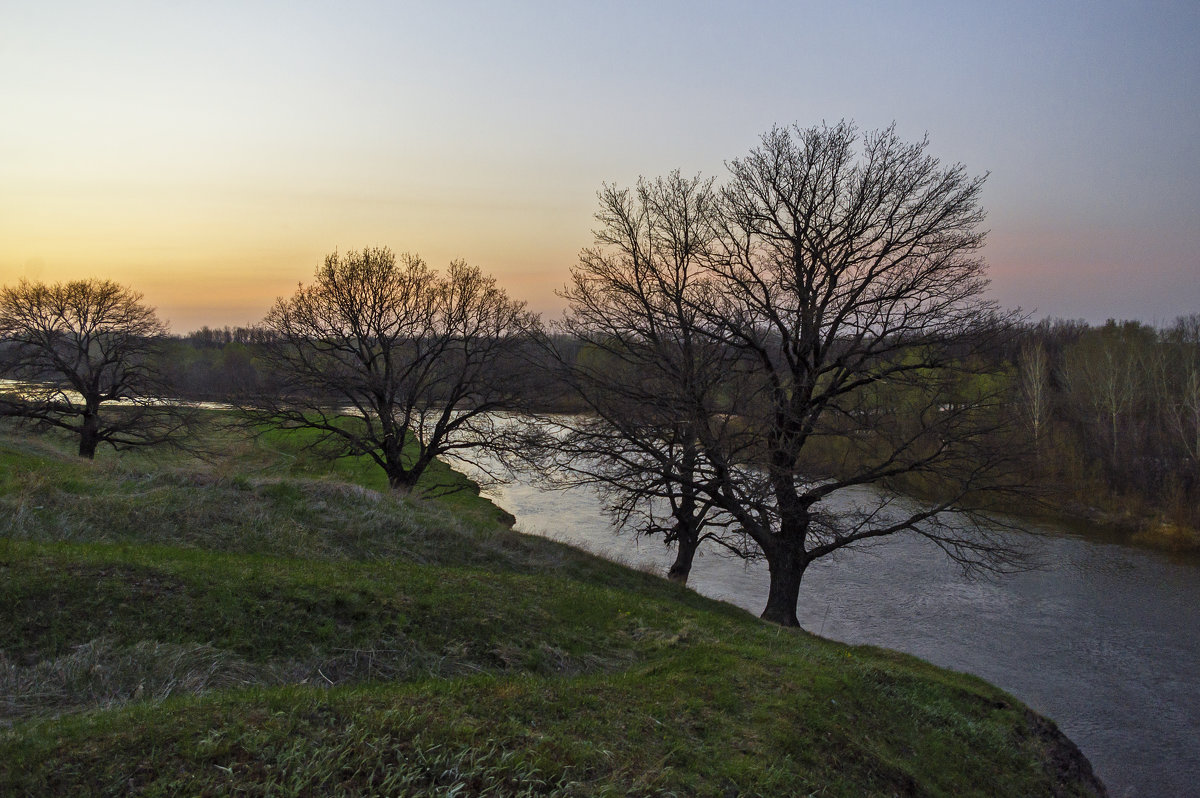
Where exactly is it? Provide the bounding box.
[482,473,1200,798]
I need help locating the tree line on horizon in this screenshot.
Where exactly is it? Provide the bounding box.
[146,313,1200,530]
[2,121,1197,626]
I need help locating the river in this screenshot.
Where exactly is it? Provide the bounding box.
[479,472,1200,797]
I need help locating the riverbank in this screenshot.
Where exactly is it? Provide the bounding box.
[0,422,1105,796]
[485,456,1200,796]
[1068,503,1200,553]
[1012,495,1200,555]
[870,461,1200,556]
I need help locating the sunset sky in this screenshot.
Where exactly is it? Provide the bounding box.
[2,1,1197,332]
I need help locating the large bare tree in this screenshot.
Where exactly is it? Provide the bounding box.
[561,123,1030,626]
[703,122,1030,625]
[532,173,749,584]
[247,247,538,492]
[0,278,191,458]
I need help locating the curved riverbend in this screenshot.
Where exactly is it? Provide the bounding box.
[482,474,1200,797]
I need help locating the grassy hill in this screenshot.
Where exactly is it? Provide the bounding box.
[0,417,1105,796]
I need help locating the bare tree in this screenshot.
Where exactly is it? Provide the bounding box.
[525,415,741,584]
[1159,314,1200,478]
[1060,322,1148,467]
[694,122,1031,626]
[531,173,749,584]
[559,123,1029,626]
[1018,338,1051,461]
[246,247,538,492]
[0,278,192,458]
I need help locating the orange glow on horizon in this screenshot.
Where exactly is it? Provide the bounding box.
[0,231,584,334]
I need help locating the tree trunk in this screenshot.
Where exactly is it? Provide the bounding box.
[387,469,418,492]
[666,528,699,584]
[384,434,421,492]
[760,547,807,627]
[78,411,100,459]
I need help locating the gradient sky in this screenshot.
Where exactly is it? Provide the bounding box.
[2,1,1197,332]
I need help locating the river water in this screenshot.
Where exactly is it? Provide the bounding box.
[480,473,1200,797]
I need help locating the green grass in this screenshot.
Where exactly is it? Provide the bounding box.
[0,420,1102,796]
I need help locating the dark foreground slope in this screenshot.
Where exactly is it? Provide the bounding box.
[0,424,1105,796]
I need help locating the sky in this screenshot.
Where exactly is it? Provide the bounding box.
[2,1,1197,333]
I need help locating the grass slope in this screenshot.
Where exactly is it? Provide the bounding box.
[0,419,1104,796]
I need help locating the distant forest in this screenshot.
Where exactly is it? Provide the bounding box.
[164,315,1200,541]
